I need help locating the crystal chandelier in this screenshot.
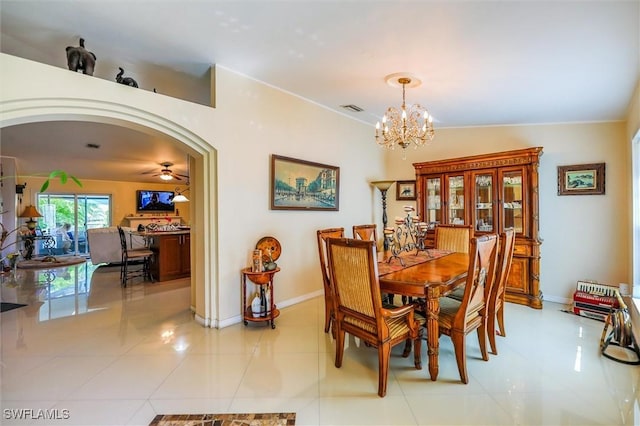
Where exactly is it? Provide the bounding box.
[375,75,435,154]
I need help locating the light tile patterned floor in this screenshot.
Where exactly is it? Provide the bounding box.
[1,261,638,425]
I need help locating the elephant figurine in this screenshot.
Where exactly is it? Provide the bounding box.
[115,67,138,88]
[65,38,96,76]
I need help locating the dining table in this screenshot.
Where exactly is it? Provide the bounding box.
[377,249,470,381]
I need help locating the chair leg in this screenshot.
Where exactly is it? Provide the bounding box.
[413,335,422,370]
[323,297,331,333]
[488,313,498,355]
[144,256,154,282]
[377,342,391,397]
[477,323,489,361]
[334,327,345,368]
[402,338,411,358]
[121,261,128,287]
[451,331,468,384]
[496,303,506,337]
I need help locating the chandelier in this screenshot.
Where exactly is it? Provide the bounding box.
[375,74,435,154]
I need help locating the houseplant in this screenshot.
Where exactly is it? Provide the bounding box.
[1,170,82,267]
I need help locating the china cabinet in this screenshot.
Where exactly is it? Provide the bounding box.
[414,147,543,308]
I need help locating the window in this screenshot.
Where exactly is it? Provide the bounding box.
[36,193,111,256]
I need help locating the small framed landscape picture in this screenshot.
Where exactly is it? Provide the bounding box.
[557,163,605,196]
[396,180,417,201]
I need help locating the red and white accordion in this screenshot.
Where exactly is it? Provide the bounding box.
[573,280,620,322]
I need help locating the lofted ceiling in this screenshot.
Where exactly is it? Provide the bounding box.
[1,122,189,184]
[1,1,638,183]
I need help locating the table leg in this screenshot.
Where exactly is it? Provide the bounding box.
[426,296,440,380]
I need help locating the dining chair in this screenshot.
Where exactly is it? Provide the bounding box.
[487,228,516,355]
[353,224,398,305]
[438,233,499,384]
[434,224,473,253]
[316,227,345,334]
[436,224,475,308]
[352,224,378,244]
[117,226,154,287]
[327,237,423,397]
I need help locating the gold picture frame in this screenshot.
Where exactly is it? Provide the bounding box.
[270,154,339,210]
[557,163,605,196]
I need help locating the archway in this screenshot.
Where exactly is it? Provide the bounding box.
[0,98,217,326]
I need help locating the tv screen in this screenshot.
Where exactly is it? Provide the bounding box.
[137,190,175,213]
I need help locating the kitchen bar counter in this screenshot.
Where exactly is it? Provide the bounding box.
[136,229,190,236]
[139,230,191,281]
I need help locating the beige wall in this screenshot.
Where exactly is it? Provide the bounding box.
[210,66,384,323]
[384,122,630,304]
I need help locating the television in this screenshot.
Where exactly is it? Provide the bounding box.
[136,190,175,213]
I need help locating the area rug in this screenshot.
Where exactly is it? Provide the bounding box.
[149,413,296,426]
[17,255,86,269]
[1,302,27,313]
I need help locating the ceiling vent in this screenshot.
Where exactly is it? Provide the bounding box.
[341,104,363,112]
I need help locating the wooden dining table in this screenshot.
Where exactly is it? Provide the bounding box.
[378,250,470,381]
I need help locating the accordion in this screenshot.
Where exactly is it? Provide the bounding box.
[573,280,620,322]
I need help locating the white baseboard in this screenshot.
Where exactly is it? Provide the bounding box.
[543,294,572,305]
[213,289,324,329]
[204,291,574,328]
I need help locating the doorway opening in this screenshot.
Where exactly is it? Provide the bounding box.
[1,97,217,328]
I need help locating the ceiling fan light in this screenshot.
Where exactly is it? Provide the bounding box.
[160,174,173,181]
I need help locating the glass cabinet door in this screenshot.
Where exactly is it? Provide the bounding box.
[501,170,524,234]
[447,175,465,225]
[474,172,495,233]
[425,177,442,226]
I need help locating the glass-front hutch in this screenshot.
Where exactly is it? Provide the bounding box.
[447,174,466,225]
[414,147,543,309]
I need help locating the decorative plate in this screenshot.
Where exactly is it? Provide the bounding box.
[256,236,281,262]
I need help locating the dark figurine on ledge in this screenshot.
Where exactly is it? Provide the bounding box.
[65,38,96,76]
[116,67,139,88]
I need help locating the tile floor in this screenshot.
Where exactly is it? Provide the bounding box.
[1,261,639,425]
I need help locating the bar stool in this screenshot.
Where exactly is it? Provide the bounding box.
[117,226,154,286]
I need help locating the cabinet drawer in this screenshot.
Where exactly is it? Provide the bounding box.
[513,244,530,256]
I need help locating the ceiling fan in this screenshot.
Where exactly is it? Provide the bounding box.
[143,161,189,181]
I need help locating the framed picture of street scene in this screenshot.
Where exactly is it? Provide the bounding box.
[270,154,340,211]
